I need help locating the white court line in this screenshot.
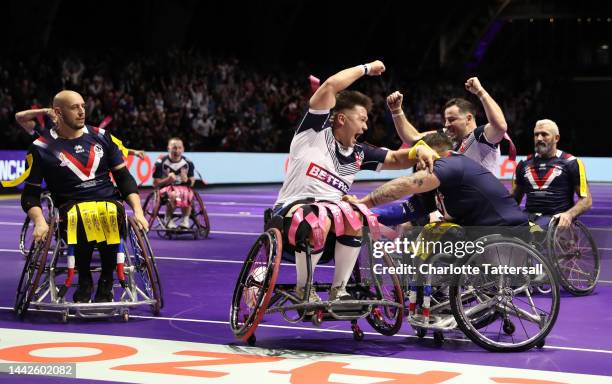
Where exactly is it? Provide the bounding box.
[1,248,608,276]
[208,213,263,218]
[1,306,610,355]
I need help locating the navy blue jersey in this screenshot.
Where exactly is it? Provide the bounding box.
[152,155,195,184]
[432,153,527,226]
[514,150,583,215]
[25,126,125,206]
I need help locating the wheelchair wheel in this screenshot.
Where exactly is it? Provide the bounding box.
[127,217,163,314]
[548,219,599,296]
[193,191,210,239]
[364,253,404,336]
[15,218,55,319]
[19,217,33,257]
[19,194,54,257]
[230,228,282,342]
[142,190,161,228]
[450,235,560,352]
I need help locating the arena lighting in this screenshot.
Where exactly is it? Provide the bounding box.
[602,44,609,50]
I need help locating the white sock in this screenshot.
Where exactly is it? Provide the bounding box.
[332,242,360,288]
[295,250,323,288]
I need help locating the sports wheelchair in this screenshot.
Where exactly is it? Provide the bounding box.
[15,194,163,322]
[142,184,210,239]
[230,203,404,346]
[367,222,560,352]
[19,190,52,257]
[532,215,599,296]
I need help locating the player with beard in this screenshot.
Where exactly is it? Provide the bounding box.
[372,78,510,226]
[20,90,148,303]
[511,119,591,227]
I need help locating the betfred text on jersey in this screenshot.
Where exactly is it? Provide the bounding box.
[306,163,349,194]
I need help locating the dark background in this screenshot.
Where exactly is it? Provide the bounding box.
[1,0,611,155]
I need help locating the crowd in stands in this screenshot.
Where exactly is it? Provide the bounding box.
[0,50,545,154]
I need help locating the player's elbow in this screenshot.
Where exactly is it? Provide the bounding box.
[495,121,508,133]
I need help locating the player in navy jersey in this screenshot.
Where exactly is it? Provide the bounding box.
[346,132,528,227]
[15,107,145,159]
[152,137,196,229]
[512,119,592,228]
[272,60,438,303]
[20,90,148,303]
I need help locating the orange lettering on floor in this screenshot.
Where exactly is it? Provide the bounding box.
[491,378,565,384]
[113,350,284,378]
[271,361,460,384]
[0,342,137,363]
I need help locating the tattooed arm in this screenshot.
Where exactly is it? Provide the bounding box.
[359,170,441,208]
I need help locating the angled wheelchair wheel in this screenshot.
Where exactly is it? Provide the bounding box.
[142,190,161,229]
[19,194,54,257]
[127,217,163,314]
[548,219,599,296]
[193,191,210,239]
[15,218,55,319]
[450,235,560,352]
[365,252,404,336]
[358,227,404,336]
[19,216,33,257]
[230,228,282,342]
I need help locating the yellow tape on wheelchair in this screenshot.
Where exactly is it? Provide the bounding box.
[66,201,121,245]
[1,154,33,188]
[414,222,461,261]
[577,159,587,198]
[67,206,78,244]
[104,202,121,245]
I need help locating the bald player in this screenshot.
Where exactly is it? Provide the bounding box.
[20,90,148,303]
[512,119,592,228]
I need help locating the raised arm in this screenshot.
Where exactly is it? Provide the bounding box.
[465,77,508,144]
[309,60,385,110]
[387,91,426,145]
[15,108,55,135]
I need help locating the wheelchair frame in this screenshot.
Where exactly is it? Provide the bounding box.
[229,216,405,346]
[15,194,163,322]
[371,225,561,352]
[142,186,210,240]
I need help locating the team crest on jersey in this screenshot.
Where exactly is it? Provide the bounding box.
[57,152,69,167]
[94,144,104,156]
[354,150,364,169]
[74,144,84,154]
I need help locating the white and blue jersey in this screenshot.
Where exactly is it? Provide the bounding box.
[275,109,388,207]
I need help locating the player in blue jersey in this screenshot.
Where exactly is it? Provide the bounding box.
[15,107,145,159]
[346,132,528,227]
[511,119,592,228]
[20,90,148,303]
[153,137,196,229]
